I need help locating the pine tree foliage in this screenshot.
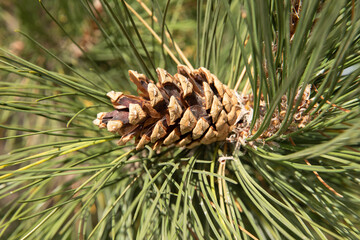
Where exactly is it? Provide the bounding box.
[0,0,359,239]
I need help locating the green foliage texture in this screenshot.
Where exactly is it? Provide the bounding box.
[0,0,359,239]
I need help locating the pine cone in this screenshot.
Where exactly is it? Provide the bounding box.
[93,65,242,150]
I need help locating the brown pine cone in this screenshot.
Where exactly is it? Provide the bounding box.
[93,65,242,150]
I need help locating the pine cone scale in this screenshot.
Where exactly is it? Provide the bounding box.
[192,117,210,140]
[179,108,197,135]
[163,128,181,145]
